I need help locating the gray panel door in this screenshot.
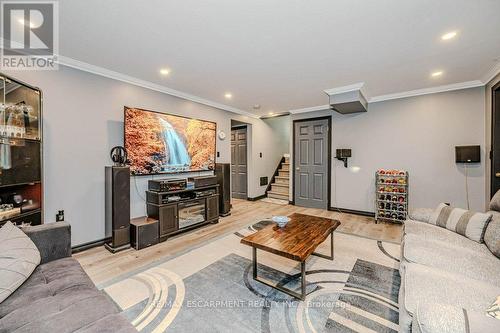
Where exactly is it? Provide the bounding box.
[294,119,329,209]
[231,127,248,199]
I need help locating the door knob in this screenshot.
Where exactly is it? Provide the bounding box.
[496,173,500,178]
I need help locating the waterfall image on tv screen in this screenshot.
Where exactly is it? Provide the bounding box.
[124,107,216,175]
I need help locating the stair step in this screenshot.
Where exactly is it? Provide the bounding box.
[268,191,289,200]
[271,182,288,188]
[280,165,290,171]
[275,177,289,185]
[278,171,289,177]
[271,185,288,194]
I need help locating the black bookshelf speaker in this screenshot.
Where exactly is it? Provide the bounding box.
[215,163,231,216]
[105,166,131,253]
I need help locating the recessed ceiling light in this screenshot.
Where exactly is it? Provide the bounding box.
[159,68,170,75]
[431,71,443,77]
[253,104,261,110]
[268,112,274,116]
[441,31,458,40]
[224,92,232,99]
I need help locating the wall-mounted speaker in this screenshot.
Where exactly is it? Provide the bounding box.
[104,166,131,253]
[215,163,231,216]
[335,149,352,168]
[455,145,480,163]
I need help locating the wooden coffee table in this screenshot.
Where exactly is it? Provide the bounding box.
[240,213,340,300]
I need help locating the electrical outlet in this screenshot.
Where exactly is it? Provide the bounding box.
[56,210,64,222]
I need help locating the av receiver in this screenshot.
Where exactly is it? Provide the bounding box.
[148,178,187,192]
[188,175,217,188]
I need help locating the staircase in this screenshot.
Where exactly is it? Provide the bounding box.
[266,156,290,201]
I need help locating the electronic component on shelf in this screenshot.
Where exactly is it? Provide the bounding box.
[162,195,181,204]
[194,189,217,198]
[148,178,187,192]
[188,175,217,188]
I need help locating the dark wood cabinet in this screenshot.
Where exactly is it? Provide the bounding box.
[146,184,220,242]
[206,195,219,221]
[159,204,178,236]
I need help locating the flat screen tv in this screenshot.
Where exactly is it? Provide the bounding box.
[124,107,216,175]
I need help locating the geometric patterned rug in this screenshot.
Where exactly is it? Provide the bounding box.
[101,220,401,333]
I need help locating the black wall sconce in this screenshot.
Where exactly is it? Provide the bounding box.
[336,149,352,168]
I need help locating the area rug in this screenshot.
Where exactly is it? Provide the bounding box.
[102,220,401,333]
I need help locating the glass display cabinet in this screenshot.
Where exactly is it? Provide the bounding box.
[0,74,43,226]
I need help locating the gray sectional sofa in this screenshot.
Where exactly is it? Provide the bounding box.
[0,222,136,333]
[400,199,500,332]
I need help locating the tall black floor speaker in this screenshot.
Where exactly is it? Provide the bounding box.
[215,163,231,216]
[104,166,131,253]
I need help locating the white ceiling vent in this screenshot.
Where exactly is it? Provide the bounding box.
[324,83,368,114]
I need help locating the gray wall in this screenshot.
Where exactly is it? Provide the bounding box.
[3,66,280,246]
[230,114,290,198]
[264,115,290,158]
[290,87,486,212]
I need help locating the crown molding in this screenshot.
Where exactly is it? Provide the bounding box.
[55,55,258,118]
[369,80,484,103]
[289,104,330,114]
[290,80,485,114]
[259,111,291,119]
[482,61,500,85]
[324,82,365,96]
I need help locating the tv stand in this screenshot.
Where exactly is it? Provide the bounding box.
[146,184,219,242]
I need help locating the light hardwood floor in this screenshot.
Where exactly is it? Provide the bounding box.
[74,199,402,286]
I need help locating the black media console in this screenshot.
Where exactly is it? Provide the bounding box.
[146,184,219,242]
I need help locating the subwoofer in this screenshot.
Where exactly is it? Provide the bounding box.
[215,163,231,216]
[130,217,159,250]
[105,166,131,253]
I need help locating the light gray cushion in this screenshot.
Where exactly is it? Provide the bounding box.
[403,234,500,287]
[402,263,500,322]
[485,211,500,258]
[490,189,500,212]
[428,203,492,243]
[408,208,433,223]
[412,303,500,333]
[404,220,492,255]
[0,221,41,303]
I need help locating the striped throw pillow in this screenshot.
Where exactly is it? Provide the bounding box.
[428,203,492,243]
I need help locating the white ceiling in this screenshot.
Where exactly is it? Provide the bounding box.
[58,0,500,116]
